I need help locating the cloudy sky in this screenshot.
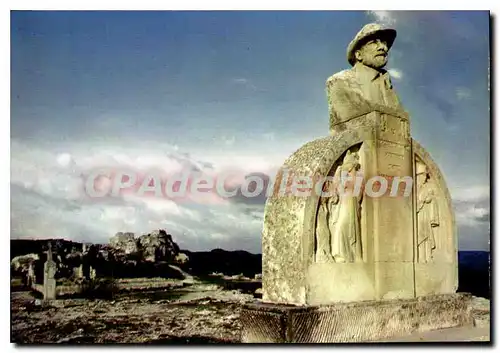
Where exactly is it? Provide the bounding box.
[11,11,490,252]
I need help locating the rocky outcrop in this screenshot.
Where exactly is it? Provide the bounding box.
[138,230,180,263]
[88,230,183,278]
[10,230,186,283]
[109,232,138,255]
[471,296,490,328]
[107,229,180,263]
[11,254,39,279]
[174,253,189,265]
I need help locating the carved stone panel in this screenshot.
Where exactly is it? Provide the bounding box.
[412,139,458,296]
[314,145,364,264]
[377,114,410,145]
[415,159,440,263]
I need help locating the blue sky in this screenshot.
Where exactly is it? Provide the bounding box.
[11,11,490,252]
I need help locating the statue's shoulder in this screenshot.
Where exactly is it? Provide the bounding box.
[326,68,356,87]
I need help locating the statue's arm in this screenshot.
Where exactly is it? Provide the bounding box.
[326,77,355,129]
[326,75,374,131]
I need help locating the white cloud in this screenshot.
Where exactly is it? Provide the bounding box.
[366,11,397,26]
[56,153,73,167]
[455,205,489,227]
[452,185,490,203]
[452,185,490,232]
[10,138,267,252]
[10,137,490,252]
[388,68,403,80]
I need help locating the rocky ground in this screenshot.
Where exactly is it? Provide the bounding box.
[11,280,255,344]
[11,280,490,344]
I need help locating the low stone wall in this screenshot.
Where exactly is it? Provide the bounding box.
[30,283,82,296]
[32,284,44,294]
[57,285,83,296]
[30,278,183,298]
[116,278,182,291]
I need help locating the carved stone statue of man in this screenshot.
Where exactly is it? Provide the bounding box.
[326,23,405,133]
[416,162,439,263]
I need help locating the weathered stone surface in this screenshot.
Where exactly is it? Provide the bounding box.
[262,114,457,305]
[241,293,473,343]
[412,139,458,296]
[261,22,458,307]
[262,127,372,305]
[470,296,490,328]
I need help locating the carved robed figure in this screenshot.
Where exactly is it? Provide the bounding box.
[315,149,363,263]
[416,162,439,263]
[331,150,363,263]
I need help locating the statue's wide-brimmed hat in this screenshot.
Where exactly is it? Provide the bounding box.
[347,23,397,66]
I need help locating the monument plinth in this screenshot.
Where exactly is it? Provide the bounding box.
[241,293,472,343]
[241,23,468,343]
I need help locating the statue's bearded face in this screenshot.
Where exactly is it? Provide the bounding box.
[355,36,389,69]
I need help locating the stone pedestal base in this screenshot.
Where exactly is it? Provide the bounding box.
[240,293,473,343]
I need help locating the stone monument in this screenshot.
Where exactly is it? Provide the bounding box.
[43,242,57,300]
[241,23,470,343]
[27,262,36,288]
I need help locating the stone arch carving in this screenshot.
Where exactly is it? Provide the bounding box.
[262,128,370,304]
[412,139,457,261]
[412,139,458,292]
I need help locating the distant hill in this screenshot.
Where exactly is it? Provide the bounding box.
[10,239,490,298]
[458,251,490,299]
[179,249,261,278]
[10,239,84,260]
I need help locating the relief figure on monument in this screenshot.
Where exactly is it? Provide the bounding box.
[416,161,439,263]
[315,149,363,263]
[315,185,338,263]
